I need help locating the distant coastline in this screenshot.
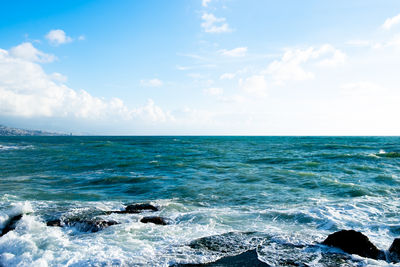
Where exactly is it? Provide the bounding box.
[0,125,67,136]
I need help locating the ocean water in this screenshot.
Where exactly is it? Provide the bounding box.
[0,136,399,266]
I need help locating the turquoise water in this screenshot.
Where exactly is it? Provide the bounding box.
[0,136,400,266]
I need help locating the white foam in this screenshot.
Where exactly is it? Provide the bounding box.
[1,197,400,266]
[0,145,34,151]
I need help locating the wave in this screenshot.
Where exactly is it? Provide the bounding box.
[376,150,400,158]
[0,145,34,151]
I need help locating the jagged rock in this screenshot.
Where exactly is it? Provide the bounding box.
[322,230,385,260]
[0,214,23,237]
[47,218,119,232]
[140,216,168,225]
[388,238,400,263]
[114,203,159,214]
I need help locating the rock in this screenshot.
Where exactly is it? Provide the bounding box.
[322,230,385,260]
[388,238,400,263]
[0,214,23,237]
[188,232,265,254]
[114,203,159,214]
[174,249,269,267]
[77,220,118,232]
[46,219,61,227]
[47,218,119,232]
[140,216,168,225]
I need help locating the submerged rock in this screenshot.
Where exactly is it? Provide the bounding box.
[47,218,119,232]
[0,214,23,237]
[389,238,400,263]
[140,216,168,225]
[188,232,265,254]
[114,203,159,214]
[322,230,385,260]
[176,249,269,267]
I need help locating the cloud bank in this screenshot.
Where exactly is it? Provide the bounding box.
[0,42,173,126]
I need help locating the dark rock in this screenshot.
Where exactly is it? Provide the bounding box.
[188,232,265,254]
[0,214,23,237]
[388,238,400,263]
[174,249,269,267]
[322,230,385,260]
[77,220,118,232]
[140,216,168,225]
[46,218,119,232]
[113,203,159,214]
[46,219,61,227]
[125,203,158,213]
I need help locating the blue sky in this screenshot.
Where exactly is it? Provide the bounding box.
[1,0,400,135]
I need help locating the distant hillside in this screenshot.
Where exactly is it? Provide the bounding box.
[0,125,66,136]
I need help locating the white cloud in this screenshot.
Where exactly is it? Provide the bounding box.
[265,44,346,85]
[45,29,73,46]
[140,78,163,87]
[202,0,212,7]
[204,87,223,96]
[201,13,232,33]
[9,42,56,63]
[220,47,247,57]
[78,35,86,41]
[0,42,172,124]
[346,40,371,47]
[50,72,68,83]
[315,44,347,67]
[133,99,174,123]
[239,75,267,97]
[340,81,385,97]
[187,73,204,79]
[382,13,400,30]
[220,73,235,80]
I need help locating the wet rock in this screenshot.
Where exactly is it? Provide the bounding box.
[0,214,23,237]
[47,218,119,232]
[76,219,119,232]
[188,232,265,254]
[322,230,385,260]
[114,203,159,214]
[175,249,269,267]
[388,238,400,263]
[140,216,168,225]
[46,219,61,227]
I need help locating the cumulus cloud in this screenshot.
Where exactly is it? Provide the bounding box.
[220,47,247,57]
[202,0,212,7]
[201,13,232,33]
[9,42,56,63]
[0,42,172,124]
[382,13,400,30]
[204,87,223,96]
[265,44,346,85]
[50,72,68,83]
[239,75,268,97]
[133,99,174,123]
[140,78,163,87]
[45,29,73,45]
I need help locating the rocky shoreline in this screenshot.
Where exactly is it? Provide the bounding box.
[1,203,400,266]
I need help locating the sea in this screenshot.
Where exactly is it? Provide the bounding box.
[0,136,400,266]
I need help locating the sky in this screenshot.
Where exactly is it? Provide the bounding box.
[1,0,400,135]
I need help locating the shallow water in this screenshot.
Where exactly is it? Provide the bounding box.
[0,136,399,266]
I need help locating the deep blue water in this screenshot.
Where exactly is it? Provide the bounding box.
[0,136,400,266]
